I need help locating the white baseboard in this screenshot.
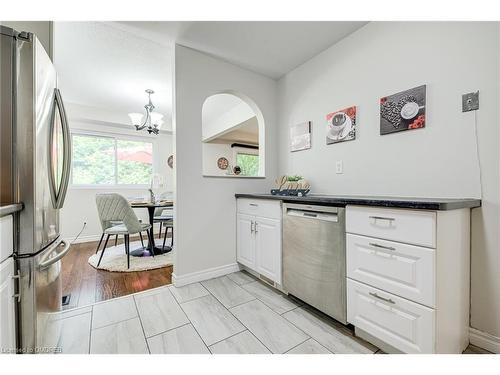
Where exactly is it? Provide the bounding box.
[470,327,500,353]
[63,233,147,246]
[68,234,102,244]
[172,263,240,287]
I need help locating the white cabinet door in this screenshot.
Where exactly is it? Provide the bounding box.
[255,217,281,284]
[237,213,256,269]
[0,215,14,263]
[0,257,16,354]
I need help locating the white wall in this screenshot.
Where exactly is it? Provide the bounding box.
[202,143,233,176]
[174,45,277,279]
[60,103,173,242]
[277,22,500,338]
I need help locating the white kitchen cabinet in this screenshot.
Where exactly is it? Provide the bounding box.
[236,213,256,268]
[347,233,435,307]
[0,215,14,263]
[0,257,16,354]
[255,217,281,283]
[347,278,434,354]
[346,205,470,354]
[236,199,282,285]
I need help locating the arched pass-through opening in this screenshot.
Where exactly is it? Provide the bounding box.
[201,91,265,178]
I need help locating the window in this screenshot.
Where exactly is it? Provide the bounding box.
[236,152,259,177]
[71,133,153,186]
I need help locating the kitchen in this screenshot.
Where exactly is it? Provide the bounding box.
[0,15,499,370]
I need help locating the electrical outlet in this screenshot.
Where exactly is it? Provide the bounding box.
[462,91,479,112]
[335,161,343,174]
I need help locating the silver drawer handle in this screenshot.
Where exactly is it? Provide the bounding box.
[369,216,395,222]
[369,292,395,304]
[249,203,259,207]
[369,242,396,251]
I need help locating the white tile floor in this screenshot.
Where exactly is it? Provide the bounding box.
[53,271,379,354]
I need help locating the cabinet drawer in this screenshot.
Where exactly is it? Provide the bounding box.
[346,206,436,248]
[347,279,434,353]
[347,234,435,307]
[0,215,14,263]
[237,199,281,220]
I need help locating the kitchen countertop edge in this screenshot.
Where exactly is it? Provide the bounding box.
[234,194,481,211]
[0,203,24,217]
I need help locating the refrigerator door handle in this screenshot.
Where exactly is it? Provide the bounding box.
[38,238,71,270]
[54,88,72,209]
[49,88,72,209]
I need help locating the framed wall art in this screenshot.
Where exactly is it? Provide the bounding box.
[380,85,426,135]
[290,121,311,152]
[326,106,356,145]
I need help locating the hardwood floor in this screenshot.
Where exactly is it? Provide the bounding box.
[61,235,173,309]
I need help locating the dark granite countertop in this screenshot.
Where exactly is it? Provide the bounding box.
[235,194,481,211]
[0,203,24,217]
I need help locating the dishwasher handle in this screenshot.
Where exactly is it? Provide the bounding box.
[286,208,339,222]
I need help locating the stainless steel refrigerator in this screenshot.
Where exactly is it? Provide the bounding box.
[0,25,72,353]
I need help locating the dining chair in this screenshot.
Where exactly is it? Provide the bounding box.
[155,207,173,238]
[161,218,174,250]
[95,220,144,254]
[154,191,173,239]
[95,193,153,269]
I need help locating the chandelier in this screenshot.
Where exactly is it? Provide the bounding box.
[128,89,163,135]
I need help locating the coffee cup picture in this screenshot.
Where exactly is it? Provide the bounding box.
[326,106,357,145]
[380,85,426,135]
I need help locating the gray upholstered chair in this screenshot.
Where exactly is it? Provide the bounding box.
[154,207,174,249]
[160,218,174,249]
[105,221,145,249]
[155,207,173,238]
[95,193,152,269]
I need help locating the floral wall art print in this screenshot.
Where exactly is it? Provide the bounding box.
[326,106,356,145]
[380,85,426,135]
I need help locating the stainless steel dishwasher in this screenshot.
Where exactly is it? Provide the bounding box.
[283,203,347,324]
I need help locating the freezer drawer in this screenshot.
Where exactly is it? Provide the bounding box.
[17,237,71,353]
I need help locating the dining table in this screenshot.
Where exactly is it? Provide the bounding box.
[128,200,173,257]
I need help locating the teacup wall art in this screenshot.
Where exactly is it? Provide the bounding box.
[380,85,426,135]
[326,106,357,145]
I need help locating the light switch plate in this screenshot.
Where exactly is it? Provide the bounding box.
[462,91,479,112]
[335,161,343,174]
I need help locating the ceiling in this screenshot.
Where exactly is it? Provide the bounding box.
[116,21,367,79]
[209,116,259,145]
[53,22,173,127]
[53,21,367,129]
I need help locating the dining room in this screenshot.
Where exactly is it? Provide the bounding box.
[53,21,176,309]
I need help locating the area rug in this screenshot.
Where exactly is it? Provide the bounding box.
[88,241,173,272]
